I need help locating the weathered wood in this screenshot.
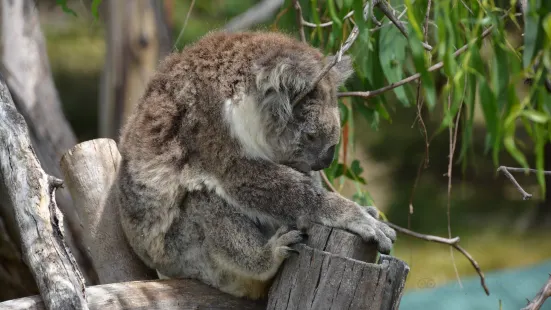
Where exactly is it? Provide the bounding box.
[98,0,172,139]
[268,224,408,310]
[304,223,378,263]
[378,255,410,310]
[0,75,88,309]
[60,139,157,284]
[0,0,94,285]
[0,279,267,310]
[267,244,388,310]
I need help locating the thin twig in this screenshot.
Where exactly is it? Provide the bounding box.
[172,0,195,51]
[321,170,338,193]
[446,82,464,290]
[302,10,355,28]
[385,221,490,295]
[338,25,495,99]
[385,222,460,245]
[375,0,432,51]
[522,275,551,310]
[291,3,364,107]
[409,0,432,216]
[497,166,551,200]
[454,244,490,295]
[292,0,306,42]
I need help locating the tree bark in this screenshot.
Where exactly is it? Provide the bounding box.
[267,224,409,310]
[0,278,267,310]
[0,75,88,309]
[60,139,157,284]
[98,0,172,140]
[0,0,94,285]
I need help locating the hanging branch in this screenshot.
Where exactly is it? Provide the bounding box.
[497,166,551,200]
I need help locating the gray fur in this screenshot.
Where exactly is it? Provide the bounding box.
[115,31,396,300]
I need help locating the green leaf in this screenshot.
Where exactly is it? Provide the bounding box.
[356,102,380,129]
[409,32,436,109]
[379,26,410,106]
[522,110,550,123]
[492,42,510,112]
[350,160,363,176]
[91,0,102,19]
[477,78,498,158]
[56,0,77,16]
[534,123,546,197]
[522,0,551,68]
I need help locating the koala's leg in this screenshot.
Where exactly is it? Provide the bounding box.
[204,209,304,282]
[213,159,397,254]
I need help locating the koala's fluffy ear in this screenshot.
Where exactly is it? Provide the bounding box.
[253,52,318,122]
[327,54,354,86]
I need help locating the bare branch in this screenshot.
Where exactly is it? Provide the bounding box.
[302,11,355,28]
[173,0,196,51]
[385,222,460,245]
[454,244,490,295]
[385,221,490,295]
[225,0,284,32]
[292,0,306,42]
[522,275,551,310]
[497,166,551,200]
[0,74,88,309]
[338,25,495,99]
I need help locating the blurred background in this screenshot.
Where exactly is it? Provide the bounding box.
[1,0,550,309]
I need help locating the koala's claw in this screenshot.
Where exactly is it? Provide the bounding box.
[365,206,380,219]
[271,229,304,259]
[287,248,300,255]
[346,208,397,255]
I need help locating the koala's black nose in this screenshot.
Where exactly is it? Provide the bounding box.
[320,144,336,167]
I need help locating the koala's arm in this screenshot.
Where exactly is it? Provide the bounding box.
[217,159,396,254]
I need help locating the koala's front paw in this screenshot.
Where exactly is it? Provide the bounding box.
[270,226,306,259]
[347,207,396,254]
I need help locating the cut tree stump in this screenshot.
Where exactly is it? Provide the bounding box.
[267,224,409,310]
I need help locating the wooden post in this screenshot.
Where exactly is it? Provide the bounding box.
[60,139,157,284]
[267,224,409,310]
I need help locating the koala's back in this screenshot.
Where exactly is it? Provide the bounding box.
[119,31,323,166]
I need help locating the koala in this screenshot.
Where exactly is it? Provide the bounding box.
[116,31,396,300]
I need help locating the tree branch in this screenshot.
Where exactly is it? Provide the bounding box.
[497,166,551,200]
[0,74,88,309]
[522,275,551,310]
[385,221,489,295]
[292,0,306,42]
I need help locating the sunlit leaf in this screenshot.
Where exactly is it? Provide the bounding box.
[379,26,410,106]
[522,110,550,123]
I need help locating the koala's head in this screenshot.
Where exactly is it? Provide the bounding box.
[224,38,353,173]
